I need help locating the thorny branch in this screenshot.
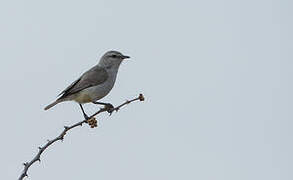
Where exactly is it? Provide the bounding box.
[18,94,144,180]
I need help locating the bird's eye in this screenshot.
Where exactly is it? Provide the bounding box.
[111,54,117,58]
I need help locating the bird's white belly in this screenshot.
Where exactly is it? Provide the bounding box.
[74,79,115,104]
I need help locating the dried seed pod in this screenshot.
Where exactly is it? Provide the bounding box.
[139,94,145,101]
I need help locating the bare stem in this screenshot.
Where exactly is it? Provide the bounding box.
[18,94,144,180]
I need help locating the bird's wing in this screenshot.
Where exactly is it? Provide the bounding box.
[58,66,108,99]
[57,78,81,97]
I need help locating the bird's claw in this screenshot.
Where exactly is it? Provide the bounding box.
[83,115,91,120]
[104,103,114,114]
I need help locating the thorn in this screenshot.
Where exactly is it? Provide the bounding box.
[37,158,41,162]
[24,173,28,177]
[47,139,51,143]
[38,147,42,150]
[64,126,69,130]
[23,162,28,166]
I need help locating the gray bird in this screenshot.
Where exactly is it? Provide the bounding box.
[44,50,130,119]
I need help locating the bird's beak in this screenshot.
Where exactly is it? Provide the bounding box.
[122,55,130,59]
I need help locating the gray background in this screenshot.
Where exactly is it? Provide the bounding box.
[0,0,292,179]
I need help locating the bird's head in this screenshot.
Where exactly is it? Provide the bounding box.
[99,51,130,68]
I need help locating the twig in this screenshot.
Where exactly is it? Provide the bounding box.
[18,94,144,180]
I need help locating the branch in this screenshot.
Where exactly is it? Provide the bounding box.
[18,94,144,180]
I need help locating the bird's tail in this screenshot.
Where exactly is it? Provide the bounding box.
[44,100,60,110]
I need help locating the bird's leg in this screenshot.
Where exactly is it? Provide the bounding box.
[79,104,90,120]
[92,101,114,113]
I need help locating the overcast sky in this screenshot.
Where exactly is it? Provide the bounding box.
[0,0,292,179]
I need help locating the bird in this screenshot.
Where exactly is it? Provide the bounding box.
[44,50,130,119]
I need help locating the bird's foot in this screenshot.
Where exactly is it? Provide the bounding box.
[92,101,114,114]
[83,114,90,120]
[104,103,114,114]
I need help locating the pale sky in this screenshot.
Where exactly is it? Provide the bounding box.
[0,0,292,179]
